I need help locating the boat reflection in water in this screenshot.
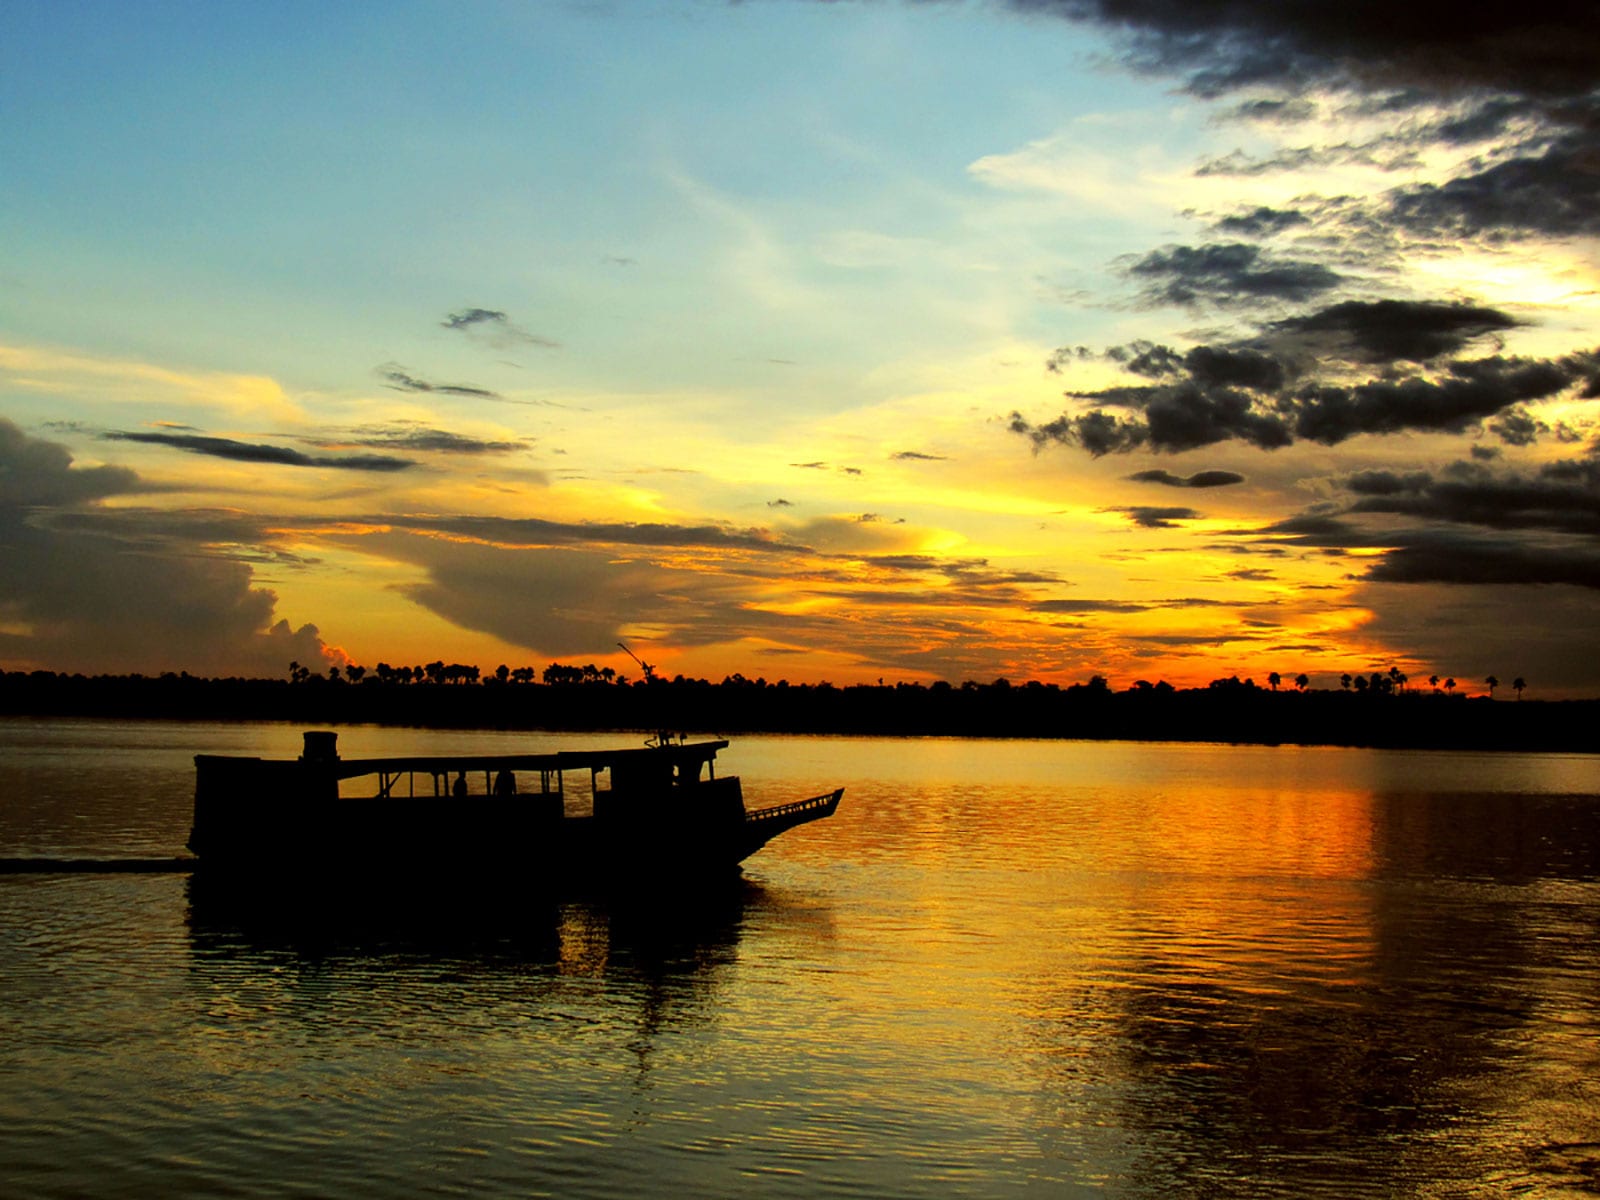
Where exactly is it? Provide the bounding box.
[183,867,774,1104]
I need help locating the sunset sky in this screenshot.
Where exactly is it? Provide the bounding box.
[4,2,1599,694]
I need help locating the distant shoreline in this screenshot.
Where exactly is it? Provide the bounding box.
[3,671,1595,755]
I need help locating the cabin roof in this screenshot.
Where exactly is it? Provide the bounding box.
[195,739,730,780]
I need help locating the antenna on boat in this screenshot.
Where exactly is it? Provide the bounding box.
[619,641,673,746]
[617,641,656,683]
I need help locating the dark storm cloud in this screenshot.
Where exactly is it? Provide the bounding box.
[1269,300,1521,365]
[1342,469,1431,497]
[1128,468,1245,488]
[1012,1,1600,101]
[1213,206,1310,237]
[1016,299,1593,456]
[1291,356,1575,445]
[1341,458,1600,538]
[1366,538,1600,588]
[1386,133,1600,241]
[1103,340,1184,378]
[1215,455,1600,604]
[1013,376,1295,454]
[1486,408,1546,447]
[377,364,500,399]
[101,430,416,472]
[1011,1,1600,256]
[1125,243,1341,308]
[1428,96,1536,146]
[1184,345,1287,390]
[441,308,560,349]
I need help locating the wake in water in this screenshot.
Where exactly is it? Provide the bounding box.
[0,857,196,874]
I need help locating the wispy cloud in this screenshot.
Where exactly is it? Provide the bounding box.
[338,424,528,455]
[1128,469,1245,488]
[440,308,560,349]
[102,430,416,472]
[377,363,499,399]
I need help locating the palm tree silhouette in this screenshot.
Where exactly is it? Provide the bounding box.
[1513,676,1526,700]
[1486,674,1499,698]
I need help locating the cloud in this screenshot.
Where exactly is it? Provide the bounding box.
[891,450,949,461]
[341,425,528,455]
[101,429,416,472]
[1212,206,1311,237]
[1030,595,1238,614]
[1125,242,1342,308]
[1214,457,1600,623]
[1269,300,1521,365]
[1355,580,1600,694]
[0,420,329,675]
[355,512,811,557]
[1016,299,1596,455]
[1021,2,1600,102]
[1107,505,1203,528]
[1013,377,1296,454]
[377,363,500,399]
[1364,538,1600,588]
[1128,468,1245,488]
[0,418,141,505]
[391,541,666,658]
[1031,599,1150,614]
[1386,134,1600,241]
[1341,458,1600,539]
[440,308,560,349]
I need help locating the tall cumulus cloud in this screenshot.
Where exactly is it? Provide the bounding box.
[0,419,329,676]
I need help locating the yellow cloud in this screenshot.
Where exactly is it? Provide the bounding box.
[0,342,306,424]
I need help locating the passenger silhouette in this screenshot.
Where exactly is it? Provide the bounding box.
[494,768,516,796]
[453,771,468,799]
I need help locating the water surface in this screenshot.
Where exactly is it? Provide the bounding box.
[2,720,1598,1197]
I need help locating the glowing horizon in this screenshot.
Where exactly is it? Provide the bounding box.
[3,2,1598,696]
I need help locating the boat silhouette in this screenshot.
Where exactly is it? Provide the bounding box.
[187,731,842,888]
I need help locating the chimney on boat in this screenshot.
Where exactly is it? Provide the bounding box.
[300,730,340,762]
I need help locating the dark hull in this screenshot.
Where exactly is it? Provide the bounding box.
[192,793,842,884]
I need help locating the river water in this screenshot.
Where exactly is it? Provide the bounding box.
[2,719,1598,1198]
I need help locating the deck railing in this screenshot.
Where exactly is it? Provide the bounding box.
[745,788,843,825]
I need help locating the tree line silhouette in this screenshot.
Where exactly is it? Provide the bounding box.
[0,660,1586,752]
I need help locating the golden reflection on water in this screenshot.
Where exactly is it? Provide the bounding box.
[4,722,1600,1197]
[745,737,1600,1196]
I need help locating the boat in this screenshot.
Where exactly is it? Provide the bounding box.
[187,731,842,886]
